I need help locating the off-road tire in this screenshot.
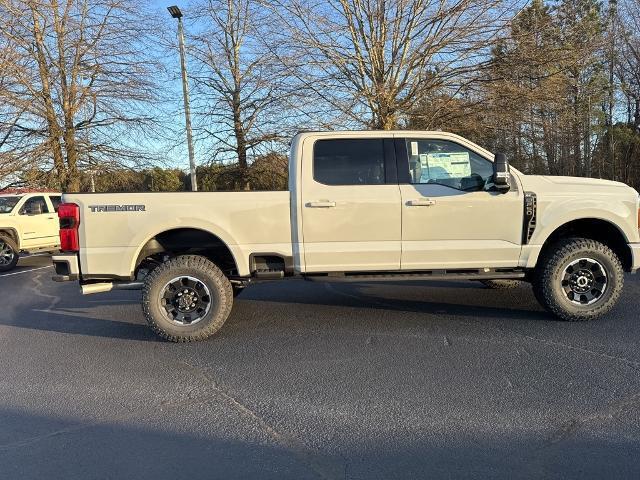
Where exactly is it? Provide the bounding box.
[142,255,233,342]
[0,234,19,272]
[479,279,522,289]
[532,238,623,322]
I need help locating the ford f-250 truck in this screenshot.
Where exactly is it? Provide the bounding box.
[52,131,640,341]
[1,192,62,272]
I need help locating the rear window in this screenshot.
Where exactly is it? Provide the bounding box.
[313,139,385,185]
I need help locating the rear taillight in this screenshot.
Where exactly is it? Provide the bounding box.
[58,203,80,252]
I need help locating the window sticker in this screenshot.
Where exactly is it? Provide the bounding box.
[426,152,471,179]
[410,141,418,156]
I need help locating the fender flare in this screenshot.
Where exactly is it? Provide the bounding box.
[0,227,20,250]
[129,223,246,276]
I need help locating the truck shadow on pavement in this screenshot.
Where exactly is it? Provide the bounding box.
[236,280,554,323]
[1,308,158,341]
[1,279,558,341]
[1,407,639,480]
[7,276,634,341]
[0,408,322,480]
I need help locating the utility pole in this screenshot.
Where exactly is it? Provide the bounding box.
[168,6,197,191]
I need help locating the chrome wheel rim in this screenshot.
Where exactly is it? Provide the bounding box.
[0,241,16,266]
[561,258,608,306]
[159,276,212,326]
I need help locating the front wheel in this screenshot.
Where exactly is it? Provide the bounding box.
[532,238,624,322]
[0,235,19,272]
[142,255,233,342]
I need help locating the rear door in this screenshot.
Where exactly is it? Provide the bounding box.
[396,136,524,270]
[300,136,402,272]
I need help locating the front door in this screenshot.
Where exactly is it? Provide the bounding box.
[300,136,401,272]
[18,196,59,248]
[397,137,523,270]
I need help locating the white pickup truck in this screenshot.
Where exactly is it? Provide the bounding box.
[0,192,62,271]
[52,131,640,341]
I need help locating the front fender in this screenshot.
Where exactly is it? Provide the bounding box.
[519,198,638,269]
[530,198,637,246]
[0,223,21,249]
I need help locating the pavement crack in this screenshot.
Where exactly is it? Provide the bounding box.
[0,394,218,453]
[544,391,640,447]
[177,360,344,480]
[28,272,61,312]
[0,423,98,451]
[494,326,640,371]
[519,334,640,370]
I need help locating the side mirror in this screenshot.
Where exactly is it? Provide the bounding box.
[492,152,511,193]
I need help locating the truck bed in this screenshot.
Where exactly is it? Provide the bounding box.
[63,191,292,279]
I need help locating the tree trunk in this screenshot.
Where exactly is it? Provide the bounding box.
[232,88,249,189]
[32,10,68,190]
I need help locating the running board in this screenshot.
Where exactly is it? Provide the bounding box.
[303,269,526,283]
[81,281,144,295]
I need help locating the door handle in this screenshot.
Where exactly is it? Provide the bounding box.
[407,199,436,207]
[47,216,56,220]
[306,201,336,208]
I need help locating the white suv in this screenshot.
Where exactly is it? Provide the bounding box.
[0,193,61,272]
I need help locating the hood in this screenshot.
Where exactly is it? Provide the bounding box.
[542,176,629,188]
[519,174,638,197]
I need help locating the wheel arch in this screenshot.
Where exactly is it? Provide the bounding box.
[0,228,20,249]
[536,218,632,271]
[132,227,241,277]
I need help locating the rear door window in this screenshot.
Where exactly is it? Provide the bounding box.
[313,139,385,185]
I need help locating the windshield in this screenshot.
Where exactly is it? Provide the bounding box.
[0,196,20,214]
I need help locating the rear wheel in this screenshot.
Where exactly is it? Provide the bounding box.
[142,255,233,342]
[532,238,623,322]
[0,235,19,272]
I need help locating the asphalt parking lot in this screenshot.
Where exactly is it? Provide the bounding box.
[1,255,639,479]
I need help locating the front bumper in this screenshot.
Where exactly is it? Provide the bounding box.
[630,243,640,272]
[52,253,80,281]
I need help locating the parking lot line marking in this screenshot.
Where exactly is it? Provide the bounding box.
[0,265,51,277]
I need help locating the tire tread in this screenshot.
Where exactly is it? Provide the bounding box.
[142,255,233,342]
[533,238,623,322]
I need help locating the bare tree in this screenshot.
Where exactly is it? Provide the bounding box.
[0,0,161,192]
[0,8,34,190]
[188,0,292,187]
[272,0,513,130]
[618,0,640,132]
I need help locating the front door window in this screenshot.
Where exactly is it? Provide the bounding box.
[405,139,493,192]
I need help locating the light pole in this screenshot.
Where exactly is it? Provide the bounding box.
[168,5,197,191]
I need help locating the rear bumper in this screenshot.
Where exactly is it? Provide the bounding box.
[630,243,640,272]
[52,253,80,281]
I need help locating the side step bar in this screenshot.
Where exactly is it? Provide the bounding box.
[81,281,143,295]
[303,269,526,283]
